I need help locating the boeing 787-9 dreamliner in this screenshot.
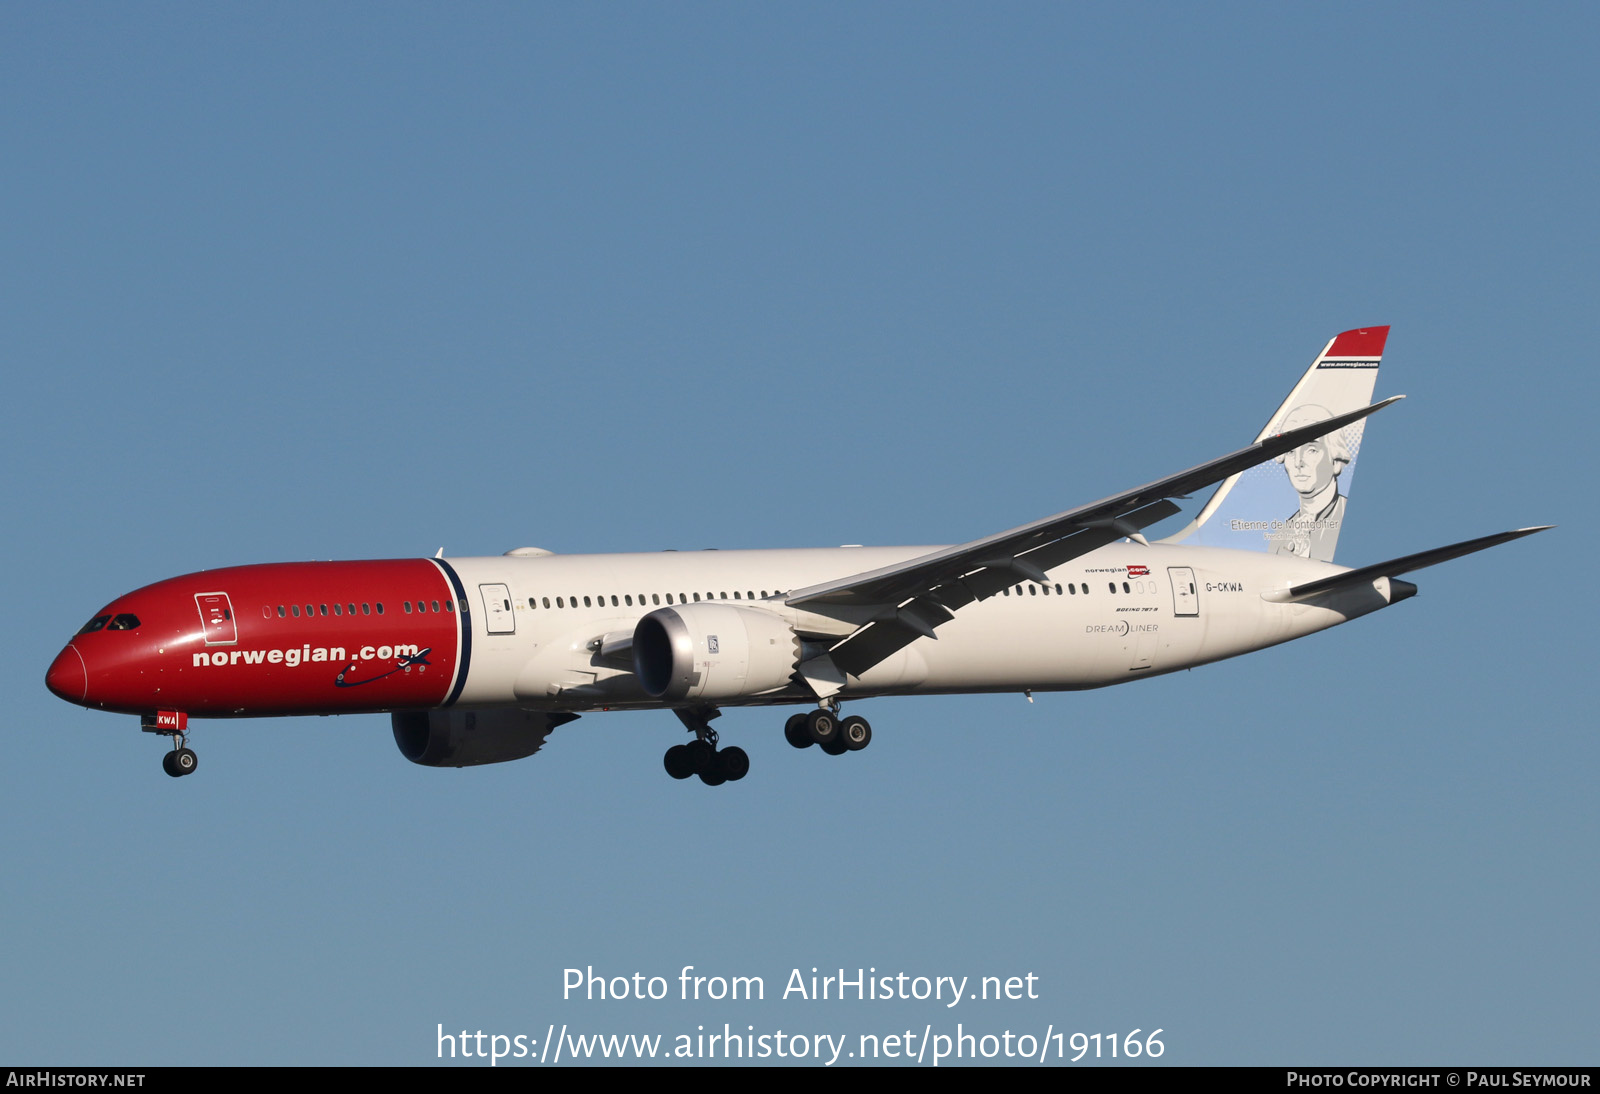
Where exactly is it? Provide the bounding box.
[46,327,1548,783]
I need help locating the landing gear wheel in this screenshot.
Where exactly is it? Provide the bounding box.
[841,715,872,751]
[663,744,696,780]
[718,746,750,782]
[164,747,197,777]
[698,765,727,786]
[805,708,838,747]
[820,736,848,756]
[784,713,813,750]
[684,739,714,774]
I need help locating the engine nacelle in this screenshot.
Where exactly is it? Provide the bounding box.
[390,709,577,767]
[632,603,800,702]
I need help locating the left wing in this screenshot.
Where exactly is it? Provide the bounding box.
[789,396,1403,681]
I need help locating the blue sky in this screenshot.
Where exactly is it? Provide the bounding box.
[2,4,1593,1065]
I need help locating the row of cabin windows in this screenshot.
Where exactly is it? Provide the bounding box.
[525,590,782,610]
[516,580,1156,610]
[1000,579,1157,597]
[258,580,1160,621]
[270,601,387,619]
[265,600,463,619]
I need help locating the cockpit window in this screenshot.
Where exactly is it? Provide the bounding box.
[76,615,111,635]
[107,614,141,631]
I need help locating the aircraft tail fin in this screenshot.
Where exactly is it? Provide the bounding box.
[1161,326,1389,562]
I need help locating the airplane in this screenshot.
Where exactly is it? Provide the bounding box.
[45,326,1549,783]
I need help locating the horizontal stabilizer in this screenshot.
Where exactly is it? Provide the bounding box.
[1269,526,1553,604]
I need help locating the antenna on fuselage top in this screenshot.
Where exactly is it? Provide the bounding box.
[434,548,445,558]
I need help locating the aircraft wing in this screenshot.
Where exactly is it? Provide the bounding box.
[788,396,1404,680]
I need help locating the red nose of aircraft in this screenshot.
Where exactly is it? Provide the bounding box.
[46,644,88,704]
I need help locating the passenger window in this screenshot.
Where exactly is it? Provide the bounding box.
[555,597,563,608]
[1029,585,1037,596]
[625,595,633,606]
[1108,583,1116,594]
[653,594,660,605]
[733,591,741,600]
[693,593,701,602]
[1122,582,1130,593]
[1055,584,1063,595]
[403,602,413,613]
[445,601,454,613]
[583,596,592,607]
[278,605,286,618]
[432,600,441,613]
[291,605,301,617]
[376,603,384,615]
[543,597,551,609]
[362,603,371,615]
[1003,587,1010,596]
[611,595,619,607]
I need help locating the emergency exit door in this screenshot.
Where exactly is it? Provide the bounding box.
[479,584,515,635]
[1168,567,1199,617]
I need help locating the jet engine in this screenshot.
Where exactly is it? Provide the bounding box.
[390,709,577,767]
[632,603,800,702]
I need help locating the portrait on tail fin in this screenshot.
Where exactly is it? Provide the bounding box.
[1268,404,1353,560]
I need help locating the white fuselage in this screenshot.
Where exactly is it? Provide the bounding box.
[439,543,1395,712]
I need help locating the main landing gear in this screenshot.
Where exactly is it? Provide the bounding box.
[784,701,872,758]
[664,706,749,786]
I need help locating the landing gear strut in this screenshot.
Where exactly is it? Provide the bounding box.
[785,701,871,757]
[664,706,748,786]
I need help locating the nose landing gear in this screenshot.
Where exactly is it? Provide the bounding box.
[142,711,197,778]
[161,746,198,778]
